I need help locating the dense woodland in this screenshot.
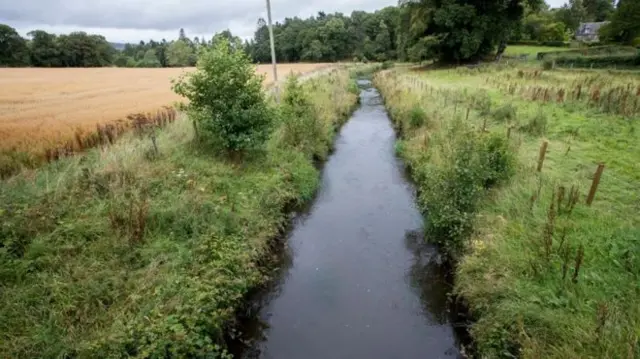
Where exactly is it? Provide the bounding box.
[0,0,637,67]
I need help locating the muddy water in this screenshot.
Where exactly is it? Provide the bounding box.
[239,80,461,359]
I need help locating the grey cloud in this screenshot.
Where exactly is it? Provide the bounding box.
[0,0,395,35]
[0,0,258,32]
[3,0,564,43]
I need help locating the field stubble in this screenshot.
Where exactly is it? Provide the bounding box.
[0,64,331,156]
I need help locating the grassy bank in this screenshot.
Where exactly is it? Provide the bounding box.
[375,65,639,358]
[0,68,357,358]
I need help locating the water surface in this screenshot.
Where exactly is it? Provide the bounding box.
[241,80,461,359]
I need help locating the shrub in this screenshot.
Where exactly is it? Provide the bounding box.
[279,75,324,157]
[480,133,515,188]
[520,110,548,136]
[492,103,517,123]
[114,55,130,67]
[414,115,516,259]
[542,59,555,70]
[347,81,359,95]
[418,125,485,256]
[172,40,274,156]
[381,61,394,70]
[474,91,493,117]
[409,105,427,129]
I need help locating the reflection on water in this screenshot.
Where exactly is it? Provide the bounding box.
[231,79,462,359]
[405,229,454,325]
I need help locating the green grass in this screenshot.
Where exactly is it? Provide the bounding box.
[0,68,358,358]
[375,65,639,358]
[504,45,571,58]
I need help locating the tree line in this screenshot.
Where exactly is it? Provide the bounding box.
[1,0,638,67]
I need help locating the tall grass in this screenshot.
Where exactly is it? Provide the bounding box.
[375,65,640,358]
[0,68,358,358]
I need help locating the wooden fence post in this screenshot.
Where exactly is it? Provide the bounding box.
[586,163,605,206]
[537,140,549,172]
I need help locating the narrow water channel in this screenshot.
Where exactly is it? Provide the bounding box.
[238,80,461,358]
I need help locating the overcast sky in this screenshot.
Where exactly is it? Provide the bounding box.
[0,0,569,43]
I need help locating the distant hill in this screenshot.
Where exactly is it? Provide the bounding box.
[110,42,127,51]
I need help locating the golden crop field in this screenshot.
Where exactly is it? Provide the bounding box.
[0,63,331,155]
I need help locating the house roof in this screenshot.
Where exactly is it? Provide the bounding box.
[576,22,609,36]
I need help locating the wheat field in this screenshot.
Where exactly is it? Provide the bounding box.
[0,64,331,155]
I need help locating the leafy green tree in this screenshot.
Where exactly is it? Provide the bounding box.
[362,36,377,61]
[374,21,392,61]
[113,55,130,67]
[166,40,194,67]
[172,40,274,155]
[212,30,243,50]
[137,49,161,67]
[540,22,567,41]
[301,40,325,61]
[56,32,114,67]
[28,30,60,67]
[156,40,168,67]
[319,18,349,61]
[126,57,137,67]
[401,0,544,62]
[519,10,567,41]
[583,0,615,21]
[600,0,640,44]
[250,18,272,63]
[0,24,29,66]
[244,9,401,63]
[554,0,588,32]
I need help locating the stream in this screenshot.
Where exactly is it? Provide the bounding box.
[235,80,462,359]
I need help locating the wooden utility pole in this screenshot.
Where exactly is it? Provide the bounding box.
[266,0,279,102]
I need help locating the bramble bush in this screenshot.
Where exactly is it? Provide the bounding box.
[172,40,274,156]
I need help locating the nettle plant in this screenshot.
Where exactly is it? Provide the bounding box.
[172,40,274,157]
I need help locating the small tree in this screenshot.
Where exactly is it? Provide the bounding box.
[599,0,640,44]
[137,49,161,67]
[167,40,194,67]
[172,40,273,156]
